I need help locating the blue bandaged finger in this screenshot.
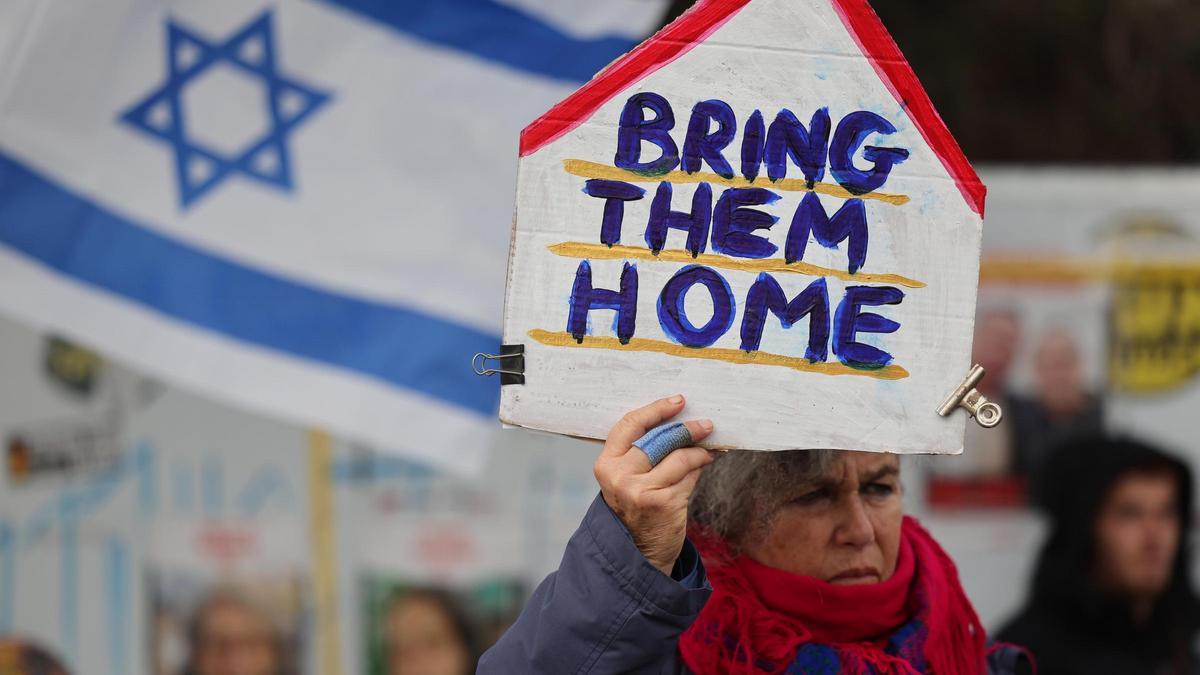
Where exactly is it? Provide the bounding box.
[633,422,694,467]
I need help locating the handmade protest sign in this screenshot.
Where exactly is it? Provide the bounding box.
[498,0,987,454]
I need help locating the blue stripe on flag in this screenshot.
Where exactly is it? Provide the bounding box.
[318,0,637,82]
[0,152,500,415]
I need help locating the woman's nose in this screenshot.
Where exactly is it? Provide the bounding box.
[834,496,876,547]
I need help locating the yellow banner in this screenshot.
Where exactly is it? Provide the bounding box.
[1109,263,1200,394]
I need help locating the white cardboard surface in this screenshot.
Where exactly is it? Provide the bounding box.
[501,0,984,454]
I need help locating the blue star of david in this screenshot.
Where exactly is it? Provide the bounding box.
[119,11,331,208]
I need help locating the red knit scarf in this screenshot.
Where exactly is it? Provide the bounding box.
[678,517,986,674]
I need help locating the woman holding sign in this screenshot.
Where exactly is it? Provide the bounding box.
[478,396,1031,674]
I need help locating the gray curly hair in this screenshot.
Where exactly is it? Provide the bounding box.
[688,449,839,553]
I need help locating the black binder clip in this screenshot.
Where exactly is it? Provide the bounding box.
[472,344,525,385]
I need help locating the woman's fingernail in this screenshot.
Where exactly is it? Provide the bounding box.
[668,394,684,404]
[699,419,713,432]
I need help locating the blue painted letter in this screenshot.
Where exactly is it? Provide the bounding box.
[765,108,831,184]
[712,187,780,259]
[740,109,765,182]
[616,92,679,175]
[740,274,830,361]
[583,179,645,246]
[568,260,638,344]
[645,182,712,256]
[682,99,736,178]
[829,111,909,194]
[785,192,868,273]
[833,285,904,369]
[657,265,735,348]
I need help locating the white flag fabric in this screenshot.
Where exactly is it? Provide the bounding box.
[0,0,665,473]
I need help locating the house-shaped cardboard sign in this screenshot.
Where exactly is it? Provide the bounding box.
[499,0,986,454]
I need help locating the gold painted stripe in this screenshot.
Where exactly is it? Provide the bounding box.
[528,329,909,380]
[548,242,927,289]
[563,159,911,206]
[307,428,344,675]
[980,257,1200,285]
[979,257,1106,285]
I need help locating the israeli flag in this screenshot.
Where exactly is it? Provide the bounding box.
[0,0,666,472]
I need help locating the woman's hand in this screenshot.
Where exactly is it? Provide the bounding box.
[593,395,715,575]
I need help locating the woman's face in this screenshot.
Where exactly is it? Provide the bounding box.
[191,598,280,675]
[1093,470,1180,599]
[385,595,470,675]
[743,451,903,585]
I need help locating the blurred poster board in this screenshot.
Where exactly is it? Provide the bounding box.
[500,0,987,454]
[0,311,604,675]
[927,168,1200,509]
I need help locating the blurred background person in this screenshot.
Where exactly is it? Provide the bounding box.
[0,638,70,675]
[381,589,478,675]
[1010,329,1105,496]
[998,435,1200,674]
[184,589,292,675]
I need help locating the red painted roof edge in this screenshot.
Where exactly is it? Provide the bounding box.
[518,0,751,157]
[830,0,986,216]
[519,0,986,218]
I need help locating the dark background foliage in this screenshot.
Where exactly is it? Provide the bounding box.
[659,0,1200,162]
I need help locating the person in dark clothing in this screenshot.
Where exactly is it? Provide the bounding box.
[480,395,1032,674]
[1008,330,1105,490]
[998,434,1200,674]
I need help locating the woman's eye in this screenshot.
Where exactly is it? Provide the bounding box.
[793,488,830,505]
[864,483,895,497]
